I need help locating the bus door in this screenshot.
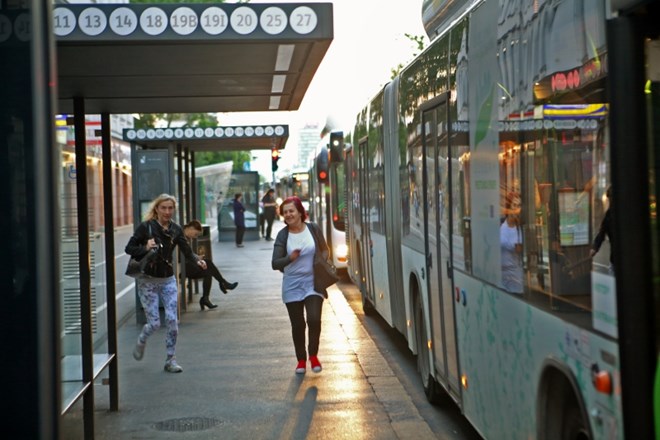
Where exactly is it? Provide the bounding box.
[422,94,461,399]
[358,138,376,305]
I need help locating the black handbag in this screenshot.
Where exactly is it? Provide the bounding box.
[125,250,158,279]
[125,223,157,279]
[310,223,339,292]
[313,254,339,291]
[125,258,143,278]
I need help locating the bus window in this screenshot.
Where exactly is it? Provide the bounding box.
[332,162,346,231]
[509,117,607,318]
[451,143,471,273]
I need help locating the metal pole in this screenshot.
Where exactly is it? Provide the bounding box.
[74,96,95,439]
[101,112,119,411]
[607,15,655,439]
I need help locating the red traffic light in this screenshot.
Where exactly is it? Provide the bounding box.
[271,148,280,172]
[318,170,327,181]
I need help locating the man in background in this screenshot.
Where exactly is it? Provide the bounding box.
[261,188,277,241]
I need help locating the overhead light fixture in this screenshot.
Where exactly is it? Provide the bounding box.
[269,96,281,110]
[275,44,294,71]
[271,75,286,93]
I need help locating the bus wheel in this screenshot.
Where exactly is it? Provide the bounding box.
[560,401,590,440]
[539,368,591,440]
[361,290,375,316]
[414,292,441,404]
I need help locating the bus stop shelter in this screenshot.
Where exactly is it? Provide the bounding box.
[51,3,333,438]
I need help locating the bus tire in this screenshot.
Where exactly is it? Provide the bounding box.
[362,290,375,316]
[413,290,442,404]
[560,401,590,440]
[356,246,374,315]
[538,366,592,440]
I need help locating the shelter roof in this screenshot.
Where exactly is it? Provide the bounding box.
[122,125,288,151]
[55,3,333,115]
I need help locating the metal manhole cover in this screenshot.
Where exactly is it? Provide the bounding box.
[154,417,223,432]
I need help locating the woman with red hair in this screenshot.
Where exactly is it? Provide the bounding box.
[271,196,331,374]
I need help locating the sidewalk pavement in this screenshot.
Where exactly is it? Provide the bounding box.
[62,221,437,439]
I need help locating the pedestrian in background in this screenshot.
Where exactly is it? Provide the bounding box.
[125,194,204,373]
[182,220,238,310]
[261,188,277,241]
[272,196,330,374]
[233,193,246,247]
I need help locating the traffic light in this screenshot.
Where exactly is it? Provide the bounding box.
[329,131,344,162]
[271,148,280,172]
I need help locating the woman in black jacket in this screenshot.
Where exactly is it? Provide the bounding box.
[125,194,205,373]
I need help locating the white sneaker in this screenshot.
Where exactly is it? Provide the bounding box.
[164,358,183,373]
[133,340,145,361]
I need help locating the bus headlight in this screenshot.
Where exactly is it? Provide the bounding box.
[335,244,348,262]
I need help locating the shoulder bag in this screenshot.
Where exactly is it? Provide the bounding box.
[310,223,339,292]
[125,223,157,279]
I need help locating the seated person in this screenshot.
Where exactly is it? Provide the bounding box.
[182,220,238,310]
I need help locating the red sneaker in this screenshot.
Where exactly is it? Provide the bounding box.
[295,360,306,374]
[310,356,322,373]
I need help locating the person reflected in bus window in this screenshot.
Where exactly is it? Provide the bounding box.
[501,193,523,294]
[182,220,238,310]
[590,186,613,274]
[232,193,246,248]
[261,188,277,241]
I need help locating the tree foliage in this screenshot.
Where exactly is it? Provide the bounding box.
[195,150,252,171]
[132,112,250,170]
[133,113,218,129]
[129,0,248,171]
[390,33,427,79]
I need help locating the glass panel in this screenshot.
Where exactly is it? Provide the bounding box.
[332,162,346,231]
[451,139,471,273]
[292,174,309,202]
[218,172,259,230]
[405,138,424,244]
[368,94,385,235]
[60,118,83,391]
[498,108,608,323]
[59,114,111,402]
[499,140,524,295]
[198,162,234,229]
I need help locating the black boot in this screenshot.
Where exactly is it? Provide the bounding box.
[200,296,217,310]
[221,281,238,293]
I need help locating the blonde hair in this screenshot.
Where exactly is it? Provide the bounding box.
[143,193,177,221]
